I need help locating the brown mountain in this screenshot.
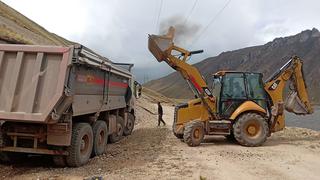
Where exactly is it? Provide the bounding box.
[0,1,72,45]
[145,28,320,103]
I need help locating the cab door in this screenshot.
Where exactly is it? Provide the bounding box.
[220,73,247,118]
[245,73,267,109]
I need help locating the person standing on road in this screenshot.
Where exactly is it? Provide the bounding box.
[157,102,166,126]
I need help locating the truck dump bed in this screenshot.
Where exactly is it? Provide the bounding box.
[0,44,132,123]
[0,45,71,122]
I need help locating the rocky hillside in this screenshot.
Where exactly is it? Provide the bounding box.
[0,1,72,45]
[145,28,320,103]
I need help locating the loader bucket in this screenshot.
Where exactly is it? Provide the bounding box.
[148,27,175,62]
[285,91,311,115]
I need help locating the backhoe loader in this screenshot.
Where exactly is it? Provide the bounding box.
[148,27,313,147]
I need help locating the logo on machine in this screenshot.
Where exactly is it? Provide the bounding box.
[203,87,213,97]
[269,80,281,90]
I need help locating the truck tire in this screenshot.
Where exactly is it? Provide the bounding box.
[109,116,124,143]
[123,113,135,136]
[92,121,108,156]
[66,123,93,167]
[53,156,67,167]
[183,120,204,147]
[233,113,269,147]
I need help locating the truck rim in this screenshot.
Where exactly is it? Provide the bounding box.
[98,130,105,146]
[117,123,123,136]
[80,135,90,155]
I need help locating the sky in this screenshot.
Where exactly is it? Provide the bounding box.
[2,0,320,83]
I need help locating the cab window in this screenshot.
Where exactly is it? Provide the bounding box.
[211,76,222,113]
[222,73,246,99]
[220,73,247,118]
[246,73,267,108]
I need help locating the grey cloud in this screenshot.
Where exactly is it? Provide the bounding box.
[3,0,320,82]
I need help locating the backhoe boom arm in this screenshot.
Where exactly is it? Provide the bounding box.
[265,56,313,131]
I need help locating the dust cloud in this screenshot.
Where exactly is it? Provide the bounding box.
[159,15,201,46]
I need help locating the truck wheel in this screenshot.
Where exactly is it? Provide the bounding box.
[123,113,135,136]
[109,116,124,143]
[92,121,108,156]
[183,120,204,147]
[233,113,269,147]
[66,123,93,167]
[53,156,67,167]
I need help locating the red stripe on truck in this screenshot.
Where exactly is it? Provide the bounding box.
[76,75,128,88]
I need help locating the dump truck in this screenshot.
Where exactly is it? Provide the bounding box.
[148,27,313,147]
[0,44,139,167]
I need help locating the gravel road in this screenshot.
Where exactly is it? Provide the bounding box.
[0,94,320,180]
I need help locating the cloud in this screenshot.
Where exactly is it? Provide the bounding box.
[2,0,320,82]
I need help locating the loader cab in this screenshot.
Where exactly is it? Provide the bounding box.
[212,72,268,118]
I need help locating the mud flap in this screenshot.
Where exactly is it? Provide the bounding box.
[47,122,72,146]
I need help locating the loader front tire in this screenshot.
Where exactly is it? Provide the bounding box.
[173,122,183,139]
[233,113,268,147]
[66,123,93,167]
[183,121,204,147]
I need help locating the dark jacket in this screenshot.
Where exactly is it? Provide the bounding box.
[158,104,163,115]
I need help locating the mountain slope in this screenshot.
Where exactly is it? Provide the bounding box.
[145,28,320,103]
[0,1,72,45]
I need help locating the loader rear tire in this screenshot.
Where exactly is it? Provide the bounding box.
[66,123,93,167]
[92,121,108,156]
[109,116,124,143]
[233,113,269,147]
[123,113,135,136]
[183,121,204,147]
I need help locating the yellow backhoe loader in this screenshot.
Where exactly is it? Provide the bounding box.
[148,27,313,147]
